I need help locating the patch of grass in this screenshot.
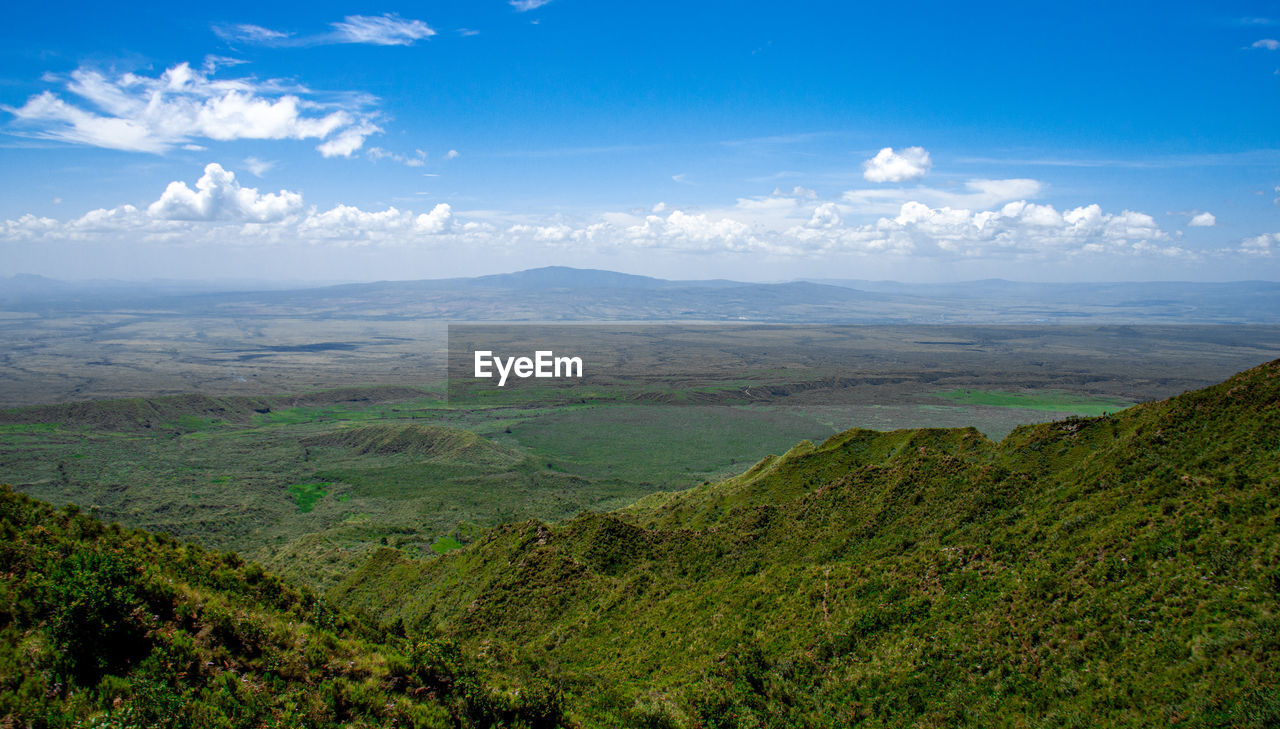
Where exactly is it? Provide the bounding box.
[430,536,464,554]
[157,415,229,433]
[508,405,833,485]
[0,422,63,433]
[932,387,1133,416]
[286,482,329,513]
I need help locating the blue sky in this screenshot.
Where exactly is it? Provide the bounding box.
[1,0,1278,282]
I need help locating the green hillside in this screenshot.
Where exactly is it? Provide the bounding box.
[330,360,1280,727]
[0,485,571,728]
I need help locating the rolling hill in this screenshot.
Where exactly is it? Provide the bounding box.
[330,359,1280,727]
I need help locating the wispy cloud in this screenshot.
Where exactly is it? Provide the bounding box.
[367,147,427,167]
[330,14,435,46]
[2,62,380,156]
[956,150,1280,169]
[243,157,275,177]
[1251,38,1279,50]
[214,24,290,44]
[511,0,553,11]
[215,14,434,48]
[720,131,832,148]
[486,143,657,159]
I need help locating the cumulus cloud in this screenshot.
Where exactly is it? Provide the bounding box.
[1188,212,1216,227]
[844,200,1179,258]
[807,202,841,229]
[147,163,302,222]
[0,164,1241,265]
[862,146,932,183]
[443,149,460,160]
[296,203,453,242]
[0,164,457,247]
[2,62,379,156]
[1252,38,1280,50]
[1241,233,1277,256]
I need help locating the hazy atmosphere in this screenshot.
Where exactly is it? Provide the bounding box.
[3,1,1279,282]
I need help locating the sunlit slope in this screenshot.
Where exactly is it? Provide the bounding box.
[331,360,1280,727]
[0,487,568,728]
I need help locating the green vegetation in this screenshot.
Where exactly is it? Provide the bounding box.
[0,486,568,728]
[287,481,330,512]
[932,387,1134,416]
[431,536,464,554]
[0,394,851,590]
[506,405,829,484]
[2,357,1278,725]
[331,360,1280,727]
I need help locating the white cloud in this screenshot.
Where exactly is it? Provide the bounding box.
[316,123,382,158]
[862,146,932,183]
[330,14,435,46]
[1252,38,1280,50]
[147,163,302,222]
[214,24,291,44]
[0,164,1243,265]
[774,185,817,198]
[415,204,454,234]
[1188,212,1216,227]
[807,202,841,229]
[0,164,459,247]
[511,0,553,10]
[244,157,274,177]
[3,63,378,156]
[367,147,426,167]
[841,177,1044,215]
[781,200,1182,259]
[1241,233,1277,256]
[216,14,434,47]
[443,149,460,160]
[623,210,762,252]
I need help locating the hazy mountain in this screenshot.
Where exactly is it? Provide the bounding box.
[4,267,1280,323]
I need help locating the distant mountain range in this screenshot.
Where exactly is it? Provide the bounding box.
[4,266,1280,323]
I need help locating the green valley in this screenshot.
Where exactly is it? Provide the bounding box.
[0,359,1277,726]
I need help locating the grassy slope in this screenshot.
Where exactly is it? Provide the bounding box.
[330,360,1280,728]
[931,388,1133,416]
[0,487,569,728]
